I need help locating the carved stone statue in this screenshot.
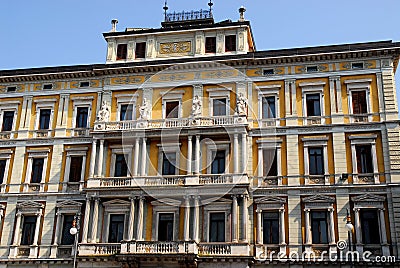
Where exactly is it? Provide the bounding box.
[97,101,110,122]
[139,98,150,120]
[235,93,248,116]
[191,95,202,117]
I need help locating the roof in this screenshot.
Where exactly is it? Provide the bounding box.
[0,40,399,82]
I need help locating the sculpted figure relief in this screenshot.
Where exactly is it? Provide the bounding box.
[139,98,150,120]
[97,101,110,122]
[191,95,202,117]
[235,93,248,116]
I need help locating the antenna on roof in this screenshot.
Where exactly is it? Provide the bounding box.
[163,1,169,21]
[208,0,214,14]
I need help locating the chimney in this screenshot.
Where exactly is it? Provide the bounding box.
[111,19,118,32]
[238,6,246,22]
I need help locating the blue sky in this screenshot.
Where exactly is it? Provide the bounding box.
[0,0,399,94]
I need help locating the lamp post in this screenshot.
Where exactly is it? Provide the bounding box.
[69,213,81,268]
[345,209,354,267]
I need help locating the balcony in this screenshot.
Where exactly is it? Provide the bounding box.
[305,175,330,185]
[86,174,249,188]
[257,176,282,187]
[31,129,52,138]
[0,131,15,139]
[78,243,121,256]
[198,243,250,257]
[94,115,246,132]
[121,241,195,255]
[305,116,323,125]
[70,128,91,137]
[258,118,279,128]
[350,113,369,123]
[353,173,379,184]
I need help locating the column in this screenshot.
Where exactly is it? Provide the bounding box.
[233,134,239,173]
[329,77,337,114]
[258,147,263,177]
[89,139,97,178]
[284,80,291,116]
[328,208,335,244]
[378,208,387,244]
[354,208,362,244]
[183,196,191,241]
[91,198,99,242]
[193,196,200,242]
[335,77,343,113]
[53,213,62,246]
[81,198,91,243]
[304,209,311,245]
[241,133,247,173]
[137,196,145,241]
[241,195,248,242]
[194,135,200,174]
[64,155,71,184]
[279,208,286,245]
[256,209,262,244]
[232,195,238,242]
[12,212,22,245]
[32,212,42,245]
[140,138,147,176]
[133,138,140,176]
[127,197,135,241]
[187,136,192,175]
[379,208,390,256]
[371,142,379,183]
[96,140,104,177]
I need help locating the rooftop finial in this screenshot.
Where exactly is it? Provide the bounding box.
[111,19,118,32]
[208,0,214,14]
[238,6,246,22]
[163,1,169,21]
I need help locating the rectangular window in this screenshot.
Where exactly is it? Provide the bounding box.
[79,81,90,88]
[311,211,328,244]
[60,215,75,245]
[352,91,367,114]
[21,216,37,245]
[76,107,88,128]
[352,62,364,69]
[213,98,227,116]
[306,66,318,73]
[205,37,216,53]
[225,35,236,52]
[165,101,179,118]
[43,84,53,90]
[262,212,279,244]
[355,145,373,174]
[158,213,174,241]
[31,158,44,183]
[162,152,176,175]
[211,150,225,174]
[108,214,125,243]
[6,86,16,92]
[0,159,6,184]
[309,147,324,175]
[2,111,14,131]
[114,154,128,177]
[116,44,127,60]
[69,156,83,182]
[306,94,321,117]
[360,209,380,244]
[120,104,133,121]
[263,69,275,76]
[39,109,51,130]
[209,212,225,242]
[263,150,278,177]
[135,42,146,59]
[262,96,276,119]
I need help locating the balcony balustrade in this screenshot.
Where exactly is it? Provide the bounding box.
[86,174,248,188]
[353,173,379,184]
[95,115,245,132]
[78,243,121,256]
[121,241,191,254]
[198,243,250,256]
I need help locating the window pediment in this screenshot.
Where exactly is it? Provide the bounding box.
[254,196,286,204]
[351,193,385,203]
[56,200,83,209]
[151,198,182,207]
[17,201,44,214]
[303,194,335,204]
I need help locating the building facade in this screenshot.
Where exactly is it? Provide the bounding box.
[0,6,399,268]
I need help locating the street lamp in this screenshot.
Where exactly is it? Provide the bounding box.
[69,213,81,268]
[345,209,354,266]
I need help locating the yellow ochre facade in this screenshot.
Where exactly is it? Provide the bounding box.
[0,5,399,268]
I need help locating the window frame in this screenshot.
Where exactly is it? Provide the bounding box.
[302,137,329,185]
[24,149,50,192]
[206,87,231,117]
[33,99,56,136]
[157,143,180,176]
[135,42,147,59]
[160,90,184,119]
[110,146,133,177]
[116,93,138,122]
[349,135,379,184]
[63,147,88,190]
[205,36,217,53]
[345,79,372,122]
[0,100,20,138]
[256,138,282,185]
[206,141,230,174]
[151,201,180,241]
[225,35,237,52]
[0,150,12,191]
[300,82,326,125]
[102,199,130,243]
[116,44,128,61]
[71,96,93,132]
[258,85,280,127]
[204,200,231,242]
